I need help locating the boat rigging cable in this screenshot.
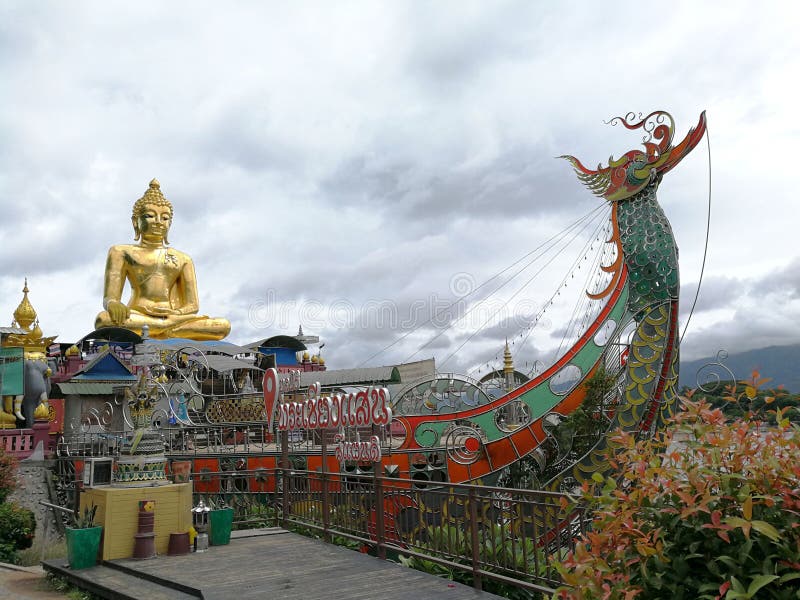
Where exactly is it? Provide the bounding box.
[355,202,608,367]
[436,207,610,370]
[679,127,712,344]
[490,217,612,378]
[555,219,613,360]
[412,207,609,367]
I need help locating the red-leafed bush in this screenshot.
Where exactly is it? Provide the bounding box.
[0,447,17,504]
[555,382,800,600]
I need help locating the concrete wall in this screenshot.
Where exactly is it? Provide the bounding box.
[9,459,63,540]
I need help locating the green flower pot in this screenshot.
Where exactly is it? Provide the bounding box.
[209,508,233,546]
[65,526,102,570]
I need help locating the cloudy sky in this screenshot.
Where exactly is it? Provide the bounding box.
[1,1,798,377]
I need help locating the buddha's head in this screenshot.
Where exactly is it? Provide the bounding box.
[132,179,174,244]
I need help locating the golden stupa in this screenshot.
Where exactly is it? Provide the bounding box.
[1,280,56,426]
[4,279,58,358]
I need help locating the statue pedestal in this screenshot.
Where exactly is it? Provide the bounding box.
[116,454,168,486]
[81,483,192,560]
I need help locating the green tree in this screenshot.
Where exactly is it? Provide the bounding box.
[501,367,618,489]
[562,366,617,458]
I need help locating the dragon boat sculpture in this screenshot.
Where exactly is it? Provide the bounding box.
[146,110,707,496]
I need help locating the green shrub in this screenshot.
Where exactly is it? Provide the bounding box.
[0,502,36,564]
[554,392,800,599]
[400,522,548,599]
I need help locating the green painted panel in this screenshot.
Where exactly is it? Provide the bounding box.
[414,421,448,448]
[0,347,24,396]
[518,285,631,420]
[469,412,502,440]
[411,287,632,448]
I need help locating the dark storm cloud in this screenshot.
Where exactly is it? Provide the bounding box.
[680,275,743,314]
[191,105,306,174]
[682,305,800,362]
[321,143,588,223]
[754,257,800,298]
[473,314,537,343]
[401,2,546,88]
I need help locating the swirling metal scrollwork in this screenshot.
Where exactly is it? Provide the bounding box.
[444,425,485,465]
[415,424,440,448]
[606,110,675,147]
[695,350,736,394]
[392,374,491,416]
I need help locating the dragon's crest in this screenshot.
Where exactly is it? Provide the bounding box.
[562,110,706,202]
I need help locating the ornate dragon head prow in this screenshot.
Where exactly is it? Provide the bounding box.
[561,110,707,202]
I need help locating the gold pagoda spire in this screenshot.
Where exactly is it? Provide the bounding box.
[503,339,516,393]
[13,279,37,329]
[503,339,514,375]
[4,279,57,358]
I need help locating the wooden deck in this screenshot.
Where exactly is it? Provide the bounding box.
[43,529,503,600]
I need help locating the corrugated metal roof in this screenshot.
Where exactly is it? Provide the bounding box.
[299,366,401,388]
[136,339,253,356]
[242,336,308,351]
[394,358,436,382]
[202,354,257,372]
[0,326,26,334]
[56,381,131,395]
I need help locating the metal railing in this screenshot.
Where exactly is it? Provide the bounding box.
[190,468,586,595]
[38,500,74,561]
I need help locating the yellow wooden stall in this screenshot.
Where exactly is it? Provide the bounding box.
[80,483,192,561]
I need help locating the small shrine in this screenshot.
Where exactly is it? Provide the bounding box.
[116,372,168,486]
[0,279,55,429]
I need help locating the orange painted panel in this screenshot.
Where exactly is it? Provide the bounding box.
[192,458,220,493]
[467,459,491,481]
[446,460,471,484]
[509,426,538,456]
[529,420,546,442]
[306,454,343,492]
[247,456,276,493]
[487,437,518,470]
[48,398,65,434]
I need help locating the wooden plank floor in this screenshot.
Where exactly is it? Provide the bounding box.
[47,530,504,600]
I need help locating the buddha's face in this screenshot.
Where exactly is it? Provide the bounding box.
[136,202,172,244]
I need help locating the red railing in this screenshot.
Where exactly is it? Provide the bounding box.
[0,421,50,458]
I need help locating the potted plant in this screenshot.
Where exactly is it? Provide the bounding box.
[207,499,234,546]
[65,503,102,569]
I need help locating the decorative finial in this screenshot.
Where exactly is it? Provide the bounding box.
[503,339,514,374]
[5,279,57,354]
[149,178,160,189]
[13,278,37,330]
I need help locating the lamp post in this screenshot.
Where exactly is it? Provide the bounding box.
[192,500,211,552]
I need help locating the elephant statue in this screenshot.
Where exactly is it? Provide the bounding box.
[12,359,52,429]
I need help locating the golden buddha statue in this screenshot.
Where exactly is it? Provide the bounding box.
[94,179,231,341]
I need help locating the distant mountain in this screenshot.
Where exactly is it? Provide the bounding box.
[680,344,800,393]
